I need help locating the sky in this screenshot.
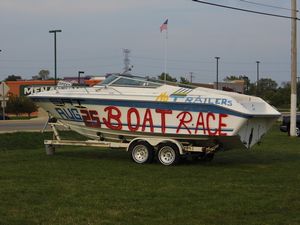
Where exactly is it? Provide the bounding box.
[0,0,297,85]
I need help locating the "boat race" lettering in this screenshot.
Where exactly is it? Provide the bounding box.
[55,106,229,136]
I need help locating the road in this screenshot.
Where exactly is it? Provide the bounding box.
[0,118,50,133]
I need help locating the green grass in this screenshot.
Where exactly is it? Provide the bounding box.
[0,127,299,225]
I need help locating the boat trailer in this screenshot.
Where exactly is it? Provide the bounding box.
[44,121,219,166]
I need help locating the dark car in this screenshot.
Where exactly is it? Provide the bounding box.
[0,114,10,120]
[280,115,300,136]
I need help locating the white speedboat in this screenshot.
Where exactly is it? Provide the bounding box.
[29,74,280,151]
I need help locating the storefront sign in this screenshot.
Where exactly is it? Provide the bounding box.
[20,85,56,96]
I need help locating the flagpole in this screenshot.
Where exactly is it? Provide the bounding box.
[164,29,168,83]
[160,19,168,83]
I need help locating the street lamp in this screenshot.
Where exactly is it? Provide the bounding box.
[215,57,220,90]
[49,29,62,85]
[78,71,84,85]
[256,61,260,96]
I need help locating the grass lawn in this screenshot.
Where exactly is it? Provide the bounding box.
[0,127,299,225]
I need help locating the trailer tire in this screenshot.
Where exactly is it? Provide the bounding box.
[130,141,154,164]
[157,143,180,166]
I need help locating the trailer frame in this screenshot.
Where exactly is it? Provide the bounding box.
[44,121,219,165]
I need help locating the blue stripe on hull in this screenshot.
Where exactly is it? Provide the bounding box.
[31,96,251,119]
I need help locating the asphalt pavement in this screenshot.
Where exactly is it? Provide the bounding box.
[0,117,51,133]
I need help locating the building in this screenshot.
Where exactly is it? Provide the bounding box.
[214,80,245,93]
[193,83,214,89]
[5,80,56,96]
[84,76,105,86]
[193,80,244,93]
[4,76,105,97]
[4,77,245,97]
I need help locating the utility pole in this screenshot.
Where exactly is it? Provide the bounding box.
[215,57,220,90]
[123,49,132,74]
[0,50,4,120]
[290,0,297,137]
[256,61,260,96]
[189,72,194,83]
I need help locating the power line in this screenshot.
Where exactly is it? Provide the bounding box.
[2,52,299,66]
[238,0,298,12]
[192,0,300,20]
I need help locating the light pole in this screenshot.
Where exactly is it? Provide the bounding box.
[1,49,5,120]
[215,57,220,90]
[78,71,84,85]
[49,29,62,85]
[256,61,260,96]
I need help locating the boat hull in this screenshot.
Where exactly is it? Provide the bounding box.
[32,96,278,149]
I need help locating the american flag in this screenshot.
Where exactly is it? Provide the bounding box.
[160,19,168,32]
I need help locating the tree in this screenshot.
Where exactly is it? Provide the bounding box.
[270,82,299,109]
[258,78,278,91]
[22,97,38,118]
[6,96,38,118]
[180,77,190,84]
[248,83,257,96]
[223,75,240,81]
[32,70,50,80]
[38,70,50,80]
[6,95,23,116]
[5,75,22,81]
[158,73,177,82]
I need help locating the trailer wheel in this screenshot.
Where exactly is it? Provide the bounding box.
[130,141,154,164]
[157,143,180,166]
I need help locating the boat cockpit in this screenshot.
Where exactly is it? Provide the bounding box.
[96,74,162,88]
[96,74,197,90]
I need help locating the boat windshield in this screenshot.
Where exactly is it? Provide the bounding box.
[98,74,162,88]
